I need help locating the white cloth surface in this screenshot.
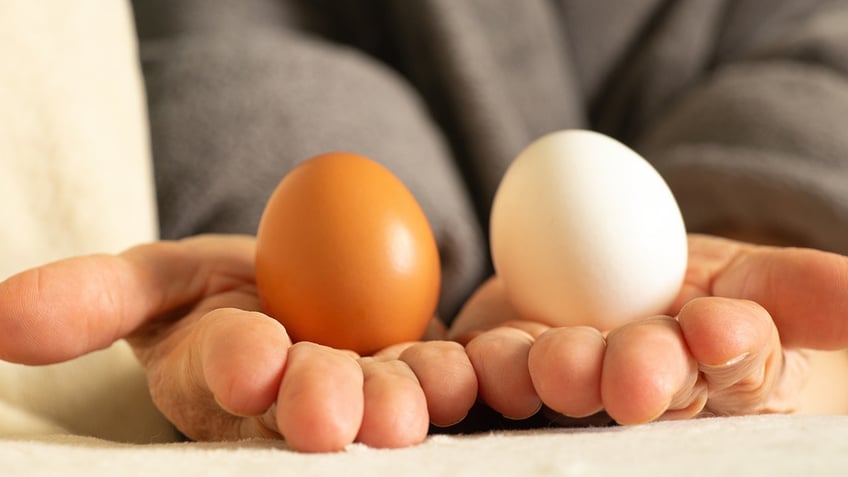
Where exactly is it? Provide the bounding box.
[1,2,847,476]
[2,415,847,476]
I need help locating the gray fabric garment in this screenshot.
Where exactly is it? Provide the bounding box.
[132,0,848,322]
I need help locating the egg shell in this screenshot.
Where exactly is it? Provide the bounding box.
[255,152,441,355]
[489,130,687,331]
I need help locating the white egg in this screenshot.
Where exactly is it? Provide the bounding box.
[489,129,687,331]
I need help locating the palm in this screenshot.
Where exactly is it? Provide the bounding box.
[667,234,808,417]
[0,235,477,452]
[123,239,273,441]
[450,234,848,423]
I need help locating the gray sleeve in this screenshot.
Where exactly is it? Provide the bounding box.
[132,0,487,319]
[635,1,848,252]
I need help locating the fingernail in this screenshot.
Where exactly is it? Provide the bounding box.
[702,352,750,369]
[723,352,750,367]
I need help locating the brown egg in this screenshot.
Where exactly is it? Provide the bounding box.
[255,152,441,355]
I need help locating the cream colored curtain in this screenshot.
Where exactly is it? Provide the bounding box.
[0,0,175,443]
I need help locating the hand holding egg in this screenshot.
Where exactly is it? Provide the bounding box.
[255,152,440,355]
[489,130,687,331]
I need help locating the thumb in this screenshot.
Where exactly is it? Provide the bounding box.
[714,245,848,350]
[0,235,256,365]
[0,253,142,364]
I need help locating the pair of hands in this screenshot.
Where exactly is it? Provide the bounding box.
[1,234,847,452]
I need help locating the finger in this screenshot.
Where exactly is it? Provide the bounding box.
[602,317,705,424]
[395,341,478,427]
[276,342,364,453]
[667,234,749,314]
[677,297,774,379]
[528,327,605,418]
[449,276,524,343]
[127,277,264,360]
[712,244,848,350]
[677,297,785,414]
[422,316,448,341]
[680,234,848,350]
[138,307,289,442]
[466,327,542,419]
[198,309,291,417]
[355,358,429,448]
[0,235,256,364]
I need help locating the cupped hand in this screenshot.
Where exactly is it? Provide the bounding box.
[0,235,477,452]
[449,234,848,424]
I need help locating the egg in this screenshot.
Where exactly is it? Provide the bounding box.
[489,130,687,331]
[255,152,441,355]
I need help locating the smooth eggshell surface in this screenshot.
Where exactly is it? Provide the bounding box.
[489,130,687,331]
[255,152,441,355]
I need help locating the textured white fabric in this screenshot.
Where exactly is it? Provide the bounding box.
[3,416,847,476]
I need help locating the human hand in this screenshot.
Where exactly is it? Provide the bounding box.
[0,235,477,452]
[449,234,848,424]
